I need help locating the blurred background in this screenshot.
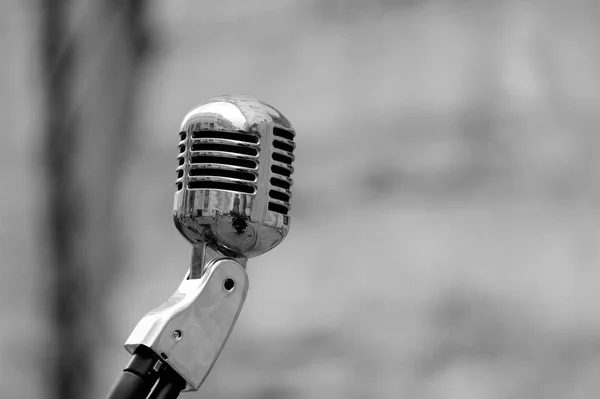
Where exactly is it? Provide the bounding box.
[3,0,600,398]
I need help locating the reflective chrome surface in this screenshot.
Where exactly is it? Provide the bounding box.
[174,95,296,260]
[124,258,249,391]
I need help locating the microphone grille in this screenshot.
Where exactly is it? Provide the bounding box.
[268,127,295,216]
[176,128,260,195]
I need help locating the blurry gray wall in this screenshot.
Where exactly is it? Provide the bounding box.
[2,1,600,399]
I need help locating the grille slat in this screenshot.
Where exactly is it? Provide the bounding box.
[269,189,290,203]
[270,177,291,190]
[190,155,257,169]
[269,186,292,196]
[189,162,256,171]
[268,197,290,205]
[192,130,259,144]
[191,143,259,156]
[268,202,289,215]
[273,127,295,141]
[192,137,259,148]
[188,176,256,185]
[273,140,295,153]
[188,180,255,194]
[272,151,293,165]
[189,168,256,182]
[271,164,291,177]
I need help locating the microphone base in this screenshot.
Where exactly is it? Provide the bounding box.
[124,258,249,391]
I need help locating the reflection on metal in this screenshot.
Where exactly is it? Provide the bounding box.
[124,258,249,391]
[174,95,296,260]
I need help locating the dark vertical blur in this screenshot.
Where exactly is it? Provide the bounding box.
[40,1,150,398]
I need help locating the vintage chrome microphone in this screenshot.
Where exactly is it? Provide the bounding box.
[107,95,295,399]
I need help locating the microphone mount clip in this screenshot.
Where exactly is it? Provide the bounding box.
[124,257,248,391]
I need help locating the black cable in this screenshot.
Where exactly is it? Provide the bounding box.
[147,367,187,399]
[106,346,165,399]
[105,371,153,399]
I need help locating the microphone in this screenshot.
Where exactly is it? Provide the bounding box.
[109,95,296,399]
[174,94,296,275]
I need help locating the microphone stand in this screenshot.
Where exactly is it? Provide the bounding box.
[107,247,249,399]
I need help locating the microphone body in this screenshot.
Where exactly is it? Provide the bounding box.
[175,95,295,260]
[118,95,296,394]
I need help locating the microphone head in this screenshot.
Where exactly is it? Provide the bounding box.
[174,95,295,259]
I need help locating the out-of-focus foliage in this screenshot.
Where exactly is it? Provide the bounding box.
[2,1,600,398]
